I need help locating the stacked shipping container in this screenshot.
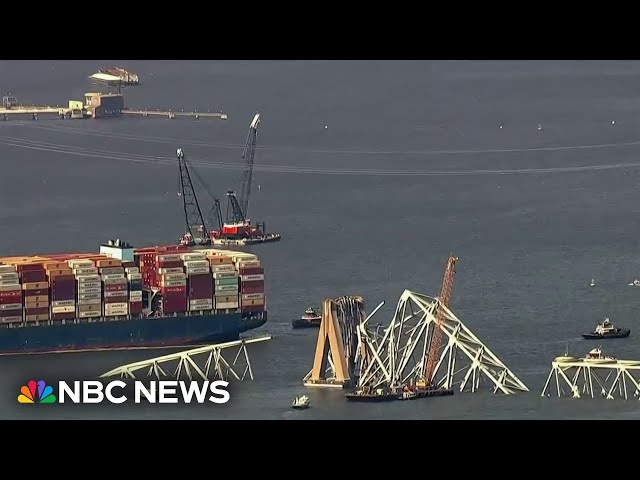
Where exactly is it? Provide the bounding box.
[208,253,239,311]
[0,245,266,324]
[0,264,22,324]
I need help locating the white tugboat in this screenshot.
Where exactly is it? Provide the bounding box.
[291,395,310,410]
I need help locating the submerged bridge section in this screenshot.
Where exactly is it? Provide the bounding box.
[100,335,271,382]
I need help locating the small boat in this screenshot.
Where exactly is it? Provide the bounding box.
[292,307,322,329]
[629,279,640,287]
[590,279,596,287]
[291,395,310,410]
[583,347,617,363]
[582,318,630,339]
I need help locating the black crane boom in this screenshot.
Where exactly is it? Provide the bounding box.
[176,148,210,244]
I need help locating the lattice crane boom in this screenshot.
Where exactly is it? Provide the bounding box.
[423,255,458,385]
[239,112,260,219]
[176,148,210,244]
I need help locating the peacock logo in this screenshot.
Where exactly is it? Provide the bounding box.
[18,380,57,404]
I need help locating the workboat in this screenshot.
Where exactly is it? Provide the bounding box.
[590,279,596,287]
[292,307,322,329]
[345,387,399,402]
[291,395,310,410]
[583,347,617,363]
[629,279,640,287]
[582,318,630,340]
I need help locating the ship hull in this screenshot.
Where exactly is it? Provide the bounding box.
[582,329,630,340]
[292,318,321,329]
[0,311,266,355]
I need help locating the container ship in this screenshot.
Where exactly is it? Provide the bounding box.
[0,240,266,355]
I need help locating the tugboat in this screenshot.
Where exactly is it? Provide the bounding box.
[590,279,596,287]
[292,307,322,329]
[582,318,630,339]
[291,395,310,410]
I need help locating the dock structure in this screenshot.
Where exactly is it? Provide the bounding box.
[121,108,228,120]
[541,349,640,400]
[100,335,271,382]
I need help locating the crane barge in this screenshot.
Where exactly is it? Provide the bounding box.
[177,112,281,247]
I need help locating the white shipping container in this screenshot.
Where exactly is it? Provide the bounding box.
[156,254,180,262]
[78,292,101,300]
[232,254,257,262]
[127,273,142,280]
[0,303,22,310]
[189,304,213,311]
[186,267,210,275]
[215,301,239,310]
[0,273,19,281]
[68,260,94,268]
[104,291,128,298]
[104,302,128,310]
[237,260,261,268]
[0,284,21,292]
[0,280,19,286]
[241,274,264,282]
[211,265,236,273]
[103,277,127,285]
[129,290,143,298]
[241,293,265,301]
[189,298,213,306]
[52,299,75,307]
[183,260,209,268]
[125,267,140,274]
[78,310,101,318]
[158,267,184,275]
[215,284,238,292]
[74,267,99,276]
[77,298,102,306]
[1,315,23,323]
[213,271,238,279]
[99,266,125,274]
[160,279,187,287]
[77,286,102,294]
[101,273,126,280]
[51,305,75,314]
[0,265,16,274]
[76,274,101,282]
[180,253,207,261]
[162,272,186,279]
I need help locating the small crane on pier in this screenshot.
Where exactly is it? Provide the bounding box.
[416,255,458,391]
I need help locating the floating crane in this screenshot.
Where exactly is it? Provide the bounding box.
[176,113,281,247]
[176,148,210,246]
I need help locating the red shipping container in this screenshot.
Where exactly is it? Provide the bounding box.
[52,275,75,283]
[104,296,128,304]
[129,301,143,314]
[21,270,47,283]
[0,310,22,318]
[240,285,264,295]
[162,286,186,295]
[239,267,264,276]
[188,274,213,299]
[15,264,45,273]
[51,312,76,320]
[241,305,265,313]
[156,260,183,269]
[104,284,128,292]
[0,291,22,301]
[241,280,264,290]
[24,307,48,315]
[24,289,48,297]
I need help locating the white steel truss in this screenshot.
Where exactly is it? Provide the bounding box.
[541,354,640,400]
[354,290,528,394]
[100,335,271,382]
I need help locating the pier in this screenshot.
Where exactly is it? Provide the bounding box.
[122,108,228,120]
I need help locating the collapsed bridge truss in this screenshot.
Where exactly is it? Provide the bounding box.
[100,336,271,382]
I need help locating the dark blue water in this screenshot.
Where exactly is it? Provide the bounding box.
[1,60,640,419]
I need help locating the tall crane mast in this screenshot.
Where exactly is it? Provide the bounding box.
[422,255,458,387]
[238,112,260,220]
[176,148,210,245]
